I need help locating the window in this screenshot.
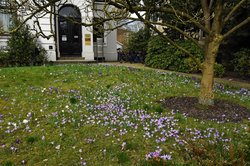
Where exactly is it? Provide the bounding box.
[0,0,11,32]
[59,5,81,18]
[0,13,11,31]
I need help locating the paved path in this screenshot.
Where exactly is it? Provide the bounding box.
[101,62,250,89]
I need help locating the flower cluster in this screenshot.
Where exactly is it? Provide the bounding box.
[146,149,172,162]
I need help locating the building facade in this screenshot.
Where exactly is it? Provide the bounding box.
[0,0,117,62]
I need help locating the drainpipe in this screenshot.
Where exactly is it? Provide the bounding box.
[53,4,59,60]
[53,4,58,60]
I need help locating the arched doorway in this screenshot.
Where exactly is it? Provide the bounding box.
[58,5,82,57]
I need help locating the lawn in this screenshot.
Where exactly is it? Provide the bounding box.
[0,64,249,165]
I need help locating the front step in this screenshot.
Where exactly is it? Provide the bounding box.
[58,57,85,60]
[55,57,96,64]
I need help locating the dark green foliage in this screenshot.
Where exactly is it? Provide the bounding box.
[218,3,250,70]
[3,161,13,166]
[231,48,250,78]
[143,104,150,111]
[126,142,139,150]
[7,22,35,66]
[128,28,150,52]
[26,136,38,144]
[34,47,47,65]
[182,57,200,73]
[214,63,225,78]
[145,36,203,73]
[0,51,8,66]
[117,152,130,164]
[6,19,47,66]
[145,35,171,69]
[69,96,78,104]
[106,84,111,89]
[154,105,164,114]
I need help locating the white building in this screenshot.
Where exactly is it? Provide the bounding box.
[0,0,117,62]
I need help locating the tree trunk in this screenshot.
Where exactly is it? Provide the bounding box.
[199,36,222,105]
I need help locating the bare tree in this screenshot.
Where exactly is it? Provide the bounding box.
[95,0,250,106]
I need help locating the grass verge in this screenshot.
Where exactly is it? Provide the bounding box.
[0,64,249,165]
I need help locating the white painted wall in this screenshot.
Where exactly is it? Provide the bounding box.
[0,36,9,50]
[103,29,117,61]
[24,7,57,61]
[93,2,118,61]
[0,0,117,62]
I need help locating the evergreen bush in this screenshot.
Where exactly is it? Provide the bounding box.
[145,36,203,73]
[214,63,225,78]
[231,48,250,78]
[6,19,47,66]
[0,51,8,67]
[128,28,150,52]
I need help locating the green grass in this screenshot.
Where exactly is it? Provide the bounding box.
[0,64,249,165]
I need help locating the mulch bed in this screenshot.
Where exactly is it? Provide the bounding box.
[162,97,250,123]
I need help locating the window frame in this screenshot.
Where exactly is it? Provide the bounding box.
[0,0,12,34]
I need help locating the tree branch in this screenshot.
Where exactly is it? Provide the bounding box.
[140,6,210,35]
[211,0,223,34]
[124,0,202,69]
[200,0,211,30]
[224,0,247,24]
[209,0,214,10]
[107,1,210,35]
[223,17,250,39]
[9,0,61,33]
[148,20,202,49]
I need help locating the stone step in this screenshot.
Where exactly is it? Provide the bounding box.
[58,57,85,60]
[55,60,96,64]
[55,57,96,64]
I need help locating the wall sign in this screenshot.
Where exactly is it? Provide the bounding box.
[85,34,91,46]
[62,35,67,41]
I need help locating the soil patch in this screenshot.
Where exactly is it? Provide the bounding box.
[162,97,250,123]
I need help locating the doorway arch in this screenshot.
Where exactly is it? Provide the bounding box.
[58,5,82,57]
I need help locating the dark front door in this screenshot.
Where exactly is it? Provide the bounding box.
[58,5,82,57]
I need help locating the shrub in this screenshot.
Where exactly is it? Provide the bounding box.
[182,57,200,73]
[231,48,250,78]
[145,35,176,69]
[126,28,151,63]
[214,63,225,78]
[145,36,203,73]
[7,19,47,66]
[128,28,150,52]
[0,51,9,67]
[33,46,48,66]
